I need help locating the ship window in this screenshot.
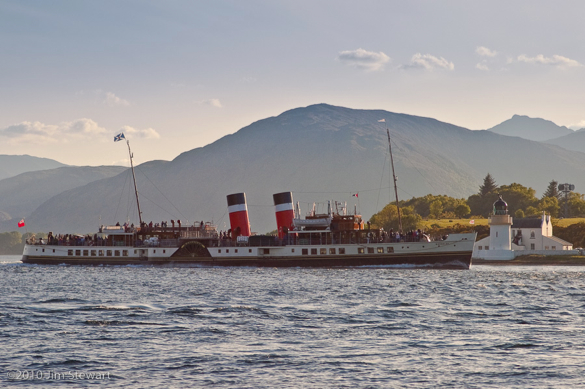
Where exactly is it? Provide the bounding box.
[339,248,345,254]
[249,249,252,253]
[107,250,112,256]
[387,247,394,253]
[83,250,88,256]
[367,247,374,254]
[42,249,45,253]
[302,249,308,255]
[163,250,166,254]
[134,250,137,254]
[75,250,81,256]
[226,249,229,253]
[290,249,294,253]
[358,248,364,254]
[115,250,120,256]
[218,249,221,253]
[123,250,128,256]
[235,249,238,253]
[377,247,383,253]
[53,249,55,253]
[98,250,104,256]
[91,250,96,256]
[68,250,73,256]
[320,248,327,255]
[263,248,270,255]
[329,248,335,254]
[311,248,317,255]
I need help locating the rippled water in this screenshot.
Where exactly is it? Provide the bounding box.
[2,255,585,388]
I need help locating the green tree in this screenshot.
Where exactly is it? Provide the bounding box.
[567,192,585,217]
[538,196,559,217]
[467,193,498,217]
[429,200,443,219]
[454,204,471,218]
[479,173,498,196]
[514,209,525,218]
[370,204,421,232]
[498,183,538,216]
[402,194,467,218]
[542,180,561,200]
[0,231,23,254]
[525,206,539,216]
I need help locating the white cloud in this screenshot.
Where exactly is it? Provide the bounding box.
[0,119,108,143]
[200,98,223,108]
[104,92,130,107]
[569,120,585,130]
[476,46,497,57]
[403,53,454,71]
[476,63,489,71]
[119,125,160,139]
[337,48,390,71]
[516,54,582,68]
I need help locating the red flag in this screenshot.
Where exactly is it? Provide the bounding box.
[469,220,475,225]
[352,193,358,198]
[18,219,25,228]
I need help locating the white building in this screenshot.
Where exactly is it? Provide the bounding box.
[473,195,575,260]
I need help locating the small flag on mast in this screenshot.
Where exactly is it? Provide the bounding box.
[378,119,385,123]
[18,219,25,228]
[114,133,126,142]
[352,193,358,198]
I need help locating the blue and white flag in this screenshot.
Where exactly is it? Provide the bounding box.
[114,133,125,142]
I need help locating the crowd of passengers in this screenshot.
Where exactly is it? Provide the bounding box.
[28,232,109,247]
[216,228,433,247]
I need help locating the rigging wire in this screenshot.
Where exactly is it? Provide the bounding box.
[113,168,131,224]
[134,190,182,221]
[135,166,186,220]
[376,141,389,213]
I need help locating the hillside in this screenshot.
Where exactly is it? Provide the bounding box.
[16,104,585,234]
[0,166,127,229]
[545,129,585,153]
[487,115,573,141]
[0,155,67,180]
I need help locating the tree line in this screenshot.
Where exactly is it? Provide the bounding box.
[370,173,585,232]
[0,232,38,255]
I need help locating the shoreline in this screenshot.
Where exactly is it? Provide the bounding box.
[473,254,585,266]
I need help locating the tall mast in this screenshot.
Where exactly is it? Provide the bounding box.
[126,139,143,226]
[387,128,402,231]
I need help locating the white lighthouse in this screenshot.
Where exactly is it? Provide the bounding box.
[482,195,515,260]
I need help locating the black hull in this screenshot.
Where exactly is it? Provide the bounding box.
[22,252,472,269]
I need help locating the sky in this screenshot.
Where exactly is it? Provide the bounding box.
[1,0,584,166]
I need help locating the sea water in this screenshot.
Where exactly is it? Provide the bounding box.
[1,254,585,388]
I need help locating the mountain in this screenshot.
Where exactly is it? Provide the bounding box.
[0,166,127,226]
[487,115,573,142]
[10,104,585,234]
[0,155,67,180]
[544,128,585,153]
